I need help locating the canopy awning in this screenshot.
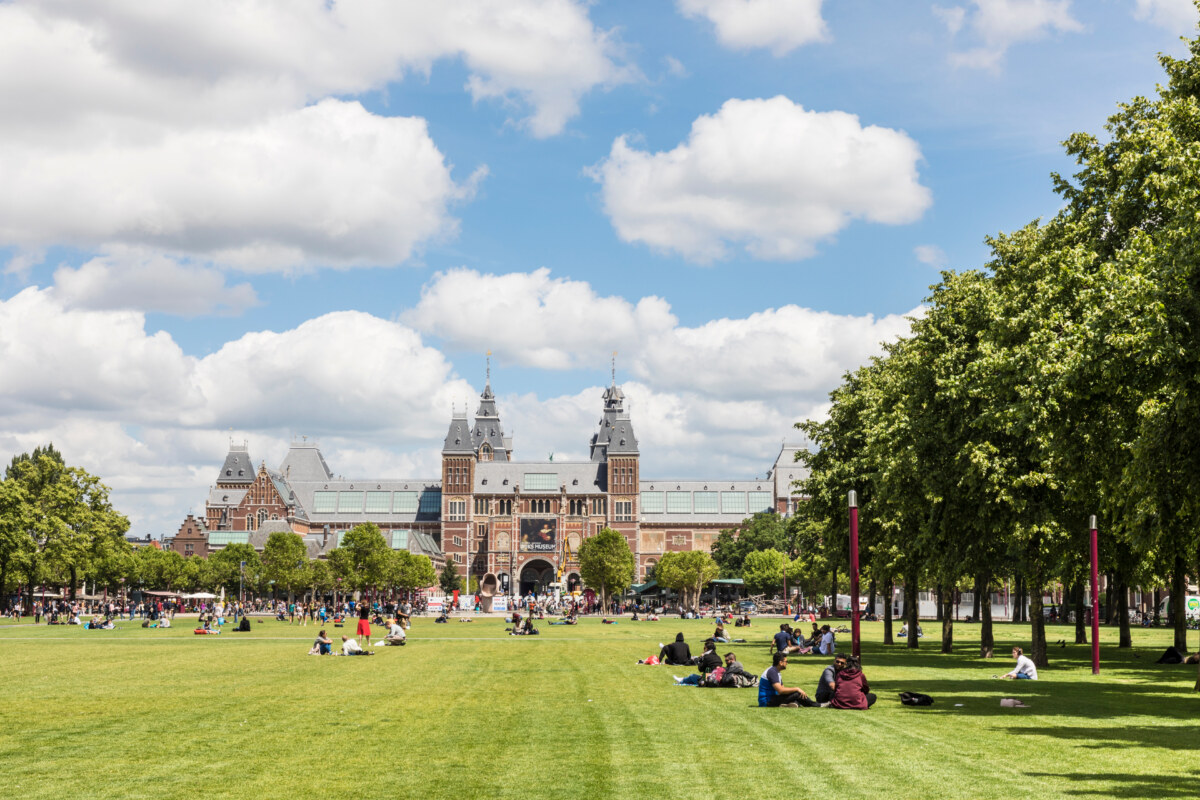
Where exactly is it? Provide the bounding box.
[630,581,658,594]
[709,578,744,586]
[182,592,218,599]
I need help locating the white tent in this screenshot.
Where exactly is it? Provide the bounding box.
[183,592,218,599]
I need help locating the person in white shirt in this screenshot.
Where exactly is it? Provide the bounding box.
[1001,647,1038,680]
[341,635,372,656]
[818,626,836,655]
[385,619,407,646]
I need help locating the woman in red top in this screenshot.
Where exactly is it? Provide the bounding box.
[830,656,877,709]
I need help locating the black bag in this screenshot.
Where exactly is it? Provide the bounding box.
[899,691,934,706]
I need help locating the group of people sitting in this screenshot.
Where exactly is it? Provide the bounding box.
[773,622,836,656]
[759,651,876,709]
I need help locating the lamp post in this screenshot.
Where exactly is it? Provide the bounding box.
[239,560,245,611]
[1089,515,1100,675]
[849,489,861,659]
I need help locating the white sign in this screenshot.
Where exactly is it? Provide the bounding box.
[427,597,445,613]
[492,596,508,613]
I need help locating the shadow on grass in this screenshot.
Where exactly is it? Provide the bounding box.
[1024,770,1200,799]
[1010,724,1200,751]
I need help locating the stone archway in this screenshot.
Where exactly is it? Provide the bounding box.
[519,559,555,596]
[566,572,582,592]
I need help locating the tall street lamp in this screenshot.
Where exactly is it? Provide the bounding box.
[849,490,861,659]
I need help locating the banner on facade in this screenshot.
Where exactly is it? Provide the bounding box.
[519,518,557,553]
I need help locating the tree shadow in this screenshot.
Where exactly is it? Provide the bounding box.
[1023,771,1200,799]
[1010,724,1200,752]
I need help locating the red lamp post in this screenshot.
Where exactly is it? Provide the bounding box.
[1089,514,1100,675]
[849,490,860,659]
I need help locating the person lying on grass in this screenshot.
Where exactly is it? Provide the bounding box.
[758,652,819,707]
[660,633,692,665]
[829,655,875,709]
[1000,647,1038,680]
[340,635,373,656]
[384,619,407,646]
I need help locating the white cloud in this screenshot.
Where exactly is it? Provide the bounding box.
[0,100,475,272]
[406,268,916,402]
[53,250,258,316]
[677,0,829,55]
[664,55,690,78]
[941,1,1083,70]
[591,96,932,263]
[1134,0,1199,31]
[914,244,949,269]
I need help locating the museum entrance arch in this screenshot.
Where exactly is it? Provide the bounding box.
[519,559,555,596]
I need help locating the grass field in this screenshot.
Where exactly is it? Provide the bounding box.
[0,614,1197,800]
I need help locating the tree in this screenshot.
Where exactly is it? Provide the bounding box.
[710,512,786,577]
[577,527,635,610]
[261,531,307,601]
[741,549,786,597]
[655,550,719,610]
[208,543,262,597]
[341,523,390,595]
[439,560,463,596]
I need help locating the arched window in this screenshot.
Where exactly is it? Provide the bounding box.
[246,514,256,531]
[258,509,268,527]
[480,443,492,462]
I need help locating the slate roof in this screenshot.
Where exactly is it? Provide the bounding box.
[590,384,639,459]
[279,442,333,483]
[473,461,607,494]
[217,445,254,485]
[769,444,811,499]
[470,382,509,460]
[208,488,247,507]
[442,412,475,454]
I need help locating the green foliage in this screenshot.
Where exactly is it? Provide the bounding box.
[577,527,635,608]
[340,523,390,591]
[741,549,786,596]
[207,543,262,593]
[654,550,719,608]
[709,512,787,577]
[438,560,462,595]
[261,531,307,597]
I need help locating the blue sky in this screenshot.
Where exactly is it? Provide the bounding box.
[1,0,1196,536]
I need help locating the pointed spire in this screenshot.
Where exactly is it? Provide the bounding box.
[611,351,617,386]
[486,350,491,388]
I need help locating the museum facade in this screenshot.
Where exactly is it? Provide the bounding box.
[169,379,807,596]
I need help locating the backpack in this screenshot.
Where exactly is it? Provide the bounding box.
[899,691,934,706]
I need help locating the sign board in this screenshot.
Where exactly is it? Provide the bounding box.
[492,596,508,613]
[519,518,557,553]
[427,596,445,613]
[1188,597,1199,613]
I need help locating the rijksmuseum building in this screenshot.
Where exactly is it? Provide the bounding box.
[170,378,807,596]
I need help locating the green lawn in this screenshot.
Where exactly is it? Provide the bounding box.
[0,614,1196,799]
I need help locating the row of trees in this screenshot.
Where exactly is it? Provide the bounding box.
[789,37,1200,683]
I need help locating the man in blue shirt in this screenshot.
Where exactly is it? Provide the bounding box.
[759,652,818,707]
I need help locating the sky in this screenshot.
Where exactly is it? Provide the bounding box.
[1,0,1197,538]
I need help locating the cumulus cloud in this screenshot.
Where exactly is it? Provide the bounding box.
[677,0,829,55]
[1134,0,1199,31]
[0,0,628,280]
[914,244,949,269]
[1,100,475,272]
[53,250,258,316]
[406,268,916,402]
[939,0,1083,70]
[591,96,932,263]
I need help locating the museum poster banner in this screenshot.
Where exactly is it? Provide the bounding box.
[519,518,557,553]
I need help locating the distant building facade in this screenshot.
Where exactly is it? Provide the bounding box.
[172,378,807,594]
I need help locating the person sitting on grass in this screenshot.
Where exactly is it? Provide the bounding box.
[674,639,723,684]
[310,630,333,655]
[713,623,730,643]
[384,618,407,646]
[340,635,373,656]
[720,652,758,686]
[817,625,836,655]
[758,652,818,707]
[1000,647,1038,680]
[816,653,848,704]
[829,655,875,709]
[660,632,692,665]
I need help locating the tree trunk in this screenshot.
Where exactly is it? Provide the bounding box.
[941,590,953,654]
[905,572,919,650]
[1074,582,1087,645]
[972,576,982,621]
[0,554,7,612]
[1104,573,1114,625]
[829,567,837,615]
[883,576,894,645]
[1117,574,1131,648]
[867,578,876,618]
[1030,576,1048,669]
[935,583,944,621]
[69,565,78,601]
[1172,558,1188,652]
[1152,587,1160,627]
[979,574,994,658]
